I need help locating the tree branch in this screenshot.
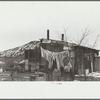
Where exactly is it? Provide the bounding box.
[92,34,99,48]
[63,26,70,42]
[78,27,93,46]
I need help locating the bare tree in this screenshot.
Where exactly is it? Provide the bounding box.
[57,26,99,49]
[57,26,70,42]
[73,27,99,50]
[56,26,99,50]
[63,26,70,42]
[56,31,62,40]
[92,34,99,49]
[76,27,93,46]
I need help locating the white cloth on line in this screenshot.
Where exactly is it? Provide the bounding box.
[40,47,70,70]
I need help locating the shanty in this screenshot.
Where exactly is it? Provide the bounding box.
[0,30,99,81]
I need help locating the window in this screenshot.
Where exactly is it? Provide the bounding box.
[25,50,35,59]
[29,51,33,58]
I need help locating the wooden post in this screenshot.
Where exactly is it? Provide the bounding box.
[25,59,29,71]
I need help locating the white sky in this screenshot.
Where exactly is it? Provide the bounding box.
[0,1,100,51]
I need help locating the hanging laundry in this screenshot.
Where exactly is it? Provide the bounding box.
[41,47,53,69]
[64,61,72,72]
[40,47,69,70]
[67,61,72,69]
[48,54,53,69]
[52,59,57,70]
[41,47,49,60]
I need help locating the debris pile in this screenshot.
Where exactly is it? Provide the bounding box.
[0,71,12,81]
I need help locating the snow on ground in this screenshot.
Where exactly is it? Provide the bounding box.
[87,72,100,78]
[75,72,100,78]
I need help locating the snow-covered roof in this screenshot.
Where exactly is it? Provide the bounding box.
[0,41,40,57]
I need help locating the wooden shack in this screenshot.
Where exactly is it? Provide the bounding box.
[74,45,99,75]
[23,30,99,76]
[23,38,76,75]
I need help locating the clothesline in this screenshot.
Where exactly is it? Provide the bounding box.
[40,47,70,70]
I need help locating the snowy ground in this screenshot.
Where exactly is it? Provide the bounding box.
[75,72,100,81]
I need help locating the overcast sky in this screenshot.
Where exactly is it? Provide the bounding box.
[0,1,100,51]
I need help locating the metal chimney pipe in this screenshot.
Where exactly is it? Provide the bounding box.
[47,30,49,39]
[62,34,64,41]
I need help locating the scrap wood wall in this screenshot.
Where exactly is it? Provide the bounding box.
[74,46,98,75]
[94,57,100,72]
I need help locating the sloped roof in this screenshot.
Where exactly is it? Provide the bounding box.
[41,38,99,51]
[0,41,40,57]
[41,38,76,46]
[0,38,99,57]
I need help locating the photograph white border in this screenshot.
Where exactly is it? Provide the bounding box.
[0,1,100,99]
